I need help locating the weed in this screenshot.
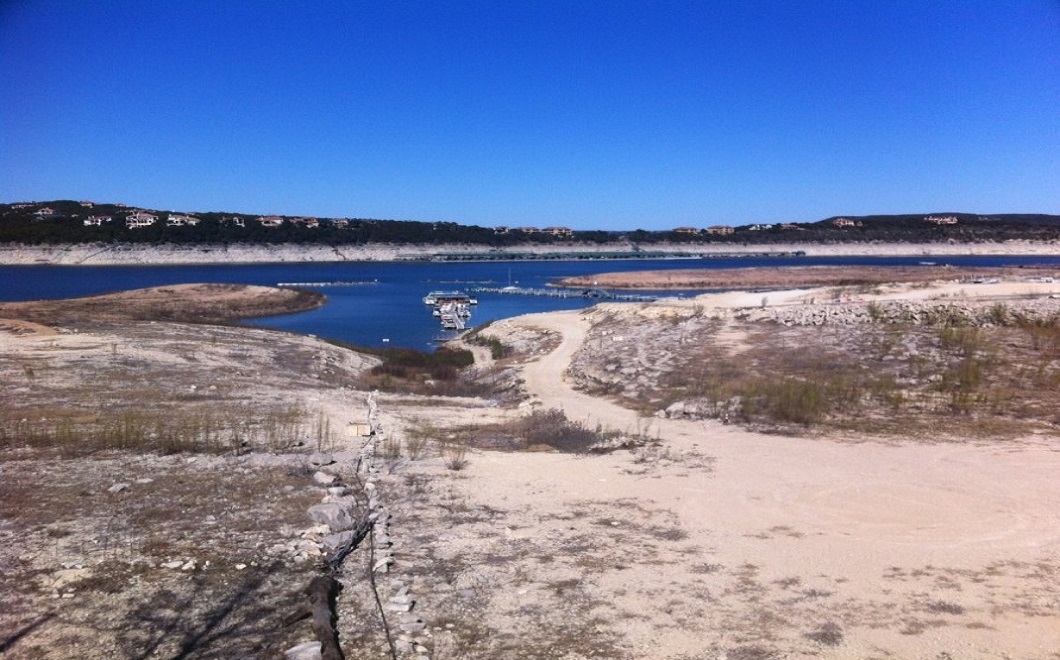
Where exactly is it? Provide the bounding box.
[443,441,470,471]
[925,599,965,615]
[804,622,844,646]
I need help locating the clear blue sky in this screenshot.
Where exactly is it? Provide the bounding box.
[2,1,1058,230]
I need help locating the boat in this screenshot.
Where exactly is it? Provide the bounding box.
[423,290,473,306]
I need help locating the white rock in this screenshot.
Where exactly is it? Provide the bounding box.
[283,641,323,660]
[312,471,336,485]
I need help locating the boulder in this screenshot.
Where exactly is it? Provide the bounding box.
[307,503,355,531]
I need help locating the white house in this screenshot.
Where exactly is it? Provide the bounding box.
[126,211,158,228]
[167,214,201,226]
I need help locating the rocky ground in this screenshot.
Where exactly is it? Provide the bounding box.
[2,240,1059,266]
[2,277,1059,659]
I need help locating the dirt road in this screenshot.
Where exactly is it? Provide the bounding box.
[492,300,1060,658]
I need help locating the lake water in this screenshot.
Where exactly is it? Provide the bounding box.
[3,255,1058,350]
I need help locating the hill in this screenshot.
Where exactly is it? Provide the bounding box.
[2,200,1059,247]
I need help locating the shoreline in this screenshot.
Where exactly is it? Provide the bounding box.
[1,239,1059,266]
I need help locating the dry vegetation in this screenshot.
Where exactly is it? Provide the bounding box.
[570,299,1060,440]
[0,285,378,658]
[3,277,1059,659]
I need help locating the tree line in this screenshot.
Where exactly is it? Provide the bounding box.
[2,200,1058,246]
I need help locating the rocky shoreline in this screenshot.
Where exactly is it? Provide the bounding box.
[2,239,1059,266]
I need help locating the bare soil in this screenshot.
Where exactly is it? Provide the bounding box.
[2,277,1059,659]
[555,264,1059,289]
[0,282,324,327]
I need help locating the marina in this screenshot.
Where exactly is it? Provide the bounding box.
[467,286,659,302]
[423,290,475,330]
[5,254,1058,350]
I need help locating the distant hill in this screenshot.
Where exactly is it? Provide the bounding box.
[2,200,1058,246]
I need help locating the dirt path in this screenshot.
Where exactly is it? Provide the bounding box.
[494,304,1060,658]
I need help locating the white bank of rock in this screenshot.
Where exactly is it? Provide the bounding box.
[3,240,1059,266]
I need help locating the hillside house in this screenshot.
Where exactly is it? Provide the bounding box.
[167,214,201,226]
[33,207,56,218]
[83,215,112,226]
[331,219,350,229]
[126,211,158,228]
[924,215,958,225]
[222,216,246,227]
[673,227,700,235]
[706,225,734,235]
[831,217,858,228]
[543,226,573,237]
[257,215,284,227]
[290,217,320,229]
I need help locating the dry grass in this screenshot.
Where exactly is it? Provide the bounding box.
[576,305,1060,439]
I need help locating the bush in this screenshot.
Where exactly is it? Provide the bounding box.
[516,408,606,453]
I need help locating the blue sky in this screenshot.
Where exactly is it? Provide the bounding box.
[1,1,1058,230]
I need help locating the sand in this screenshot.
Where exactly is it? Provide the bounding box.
[2,277,1058,658]
[432,280,1060,658]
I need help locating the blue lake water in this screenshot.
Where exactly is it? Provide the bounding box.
[3,255,1058,350]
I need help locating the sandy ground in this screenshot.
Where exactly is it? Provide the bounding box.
[3,278,1058,659]
[410,279,1060,659]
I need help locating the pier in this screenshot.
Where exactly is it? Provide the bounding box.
[400,250,806,262]
[277,280,378,287]
[467,286,658,302]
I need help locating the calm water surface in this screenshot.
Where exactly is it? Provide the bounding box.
[3,255,1057,349]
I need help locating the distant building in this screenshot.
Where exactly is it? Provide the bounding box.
[257,215,284,227]
[223,216,246,227]
[330,219,350,229]
[514,226,540,234]
[924,215,958,225]
[167,213,201,226]
[290,217,320,229]
[126,211,157,228]
[80,201,94,207]
[706,225,734,235]
[33,207,56,218]
[747,223,774,231]
[831,217,858,228]
[673,226,700,235]
[542,226,573,237]
[493,226,511,234]
[83,215,112,226]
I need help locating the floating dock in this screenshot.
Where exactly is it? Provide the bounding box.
[467,286,657,302]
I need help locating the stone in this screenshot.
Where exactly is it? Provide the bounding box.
[307,452,334,467]
[312,471,337,485]
[107,483,129,493]
[321,531,354,551]
[284,641,323,660]
[307,503,355,531]
[400,619,427,634]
